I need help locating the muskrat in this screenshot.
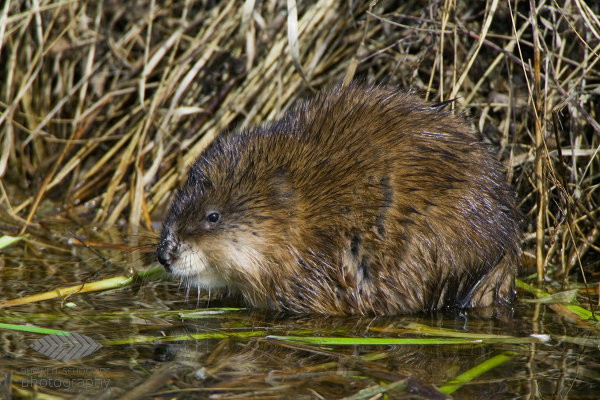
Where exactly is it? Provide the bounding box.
[157,84,521,315]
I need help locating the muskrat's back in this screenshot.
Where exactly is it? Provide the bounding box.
[157,85,521,315]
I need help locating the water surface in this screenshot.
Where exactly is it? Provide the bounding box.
[1,223,598,399]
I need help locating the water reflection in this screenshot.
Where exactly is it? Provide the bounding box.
[0,223,598,399]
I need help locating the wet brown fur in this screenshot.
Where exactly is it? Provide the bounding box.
[157,84,521,315]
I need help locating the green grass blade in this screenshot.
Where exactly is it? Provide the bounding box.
[517,279,595,321]
[439,351,517,394]
[103,330,269,345]
[0,234,28,249]
[0,322,71,336]
[0,265,165,309]
[267,336,482,345]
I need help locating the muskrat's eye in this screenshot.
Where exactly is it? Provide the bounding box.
[206,212,220,223]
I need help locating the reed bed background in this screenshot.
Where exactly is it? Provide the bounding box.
[0,0,599,286]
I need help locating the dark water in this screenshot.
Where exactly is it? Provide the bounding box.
[1,224,598,399]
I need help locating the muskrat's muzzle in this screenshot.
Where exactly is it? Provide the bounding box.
[157,230,179,271]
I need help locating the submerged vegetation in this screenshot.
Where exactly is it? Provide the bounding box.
[0,0,599,398]
[1,0,599,283]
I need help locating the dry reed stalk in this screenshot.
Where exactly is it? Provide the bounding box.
[529,0,546,283]
[0,1,598,291]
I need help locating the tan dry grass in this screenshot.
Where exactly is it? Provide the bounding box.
[0,0,599,284]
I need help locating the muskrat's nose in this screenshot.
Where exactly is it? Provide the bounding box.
[156,247,171,269]
[157,239,178,271]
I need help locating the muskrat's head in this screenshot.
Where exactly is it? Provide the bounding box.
[156,135,296,294]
